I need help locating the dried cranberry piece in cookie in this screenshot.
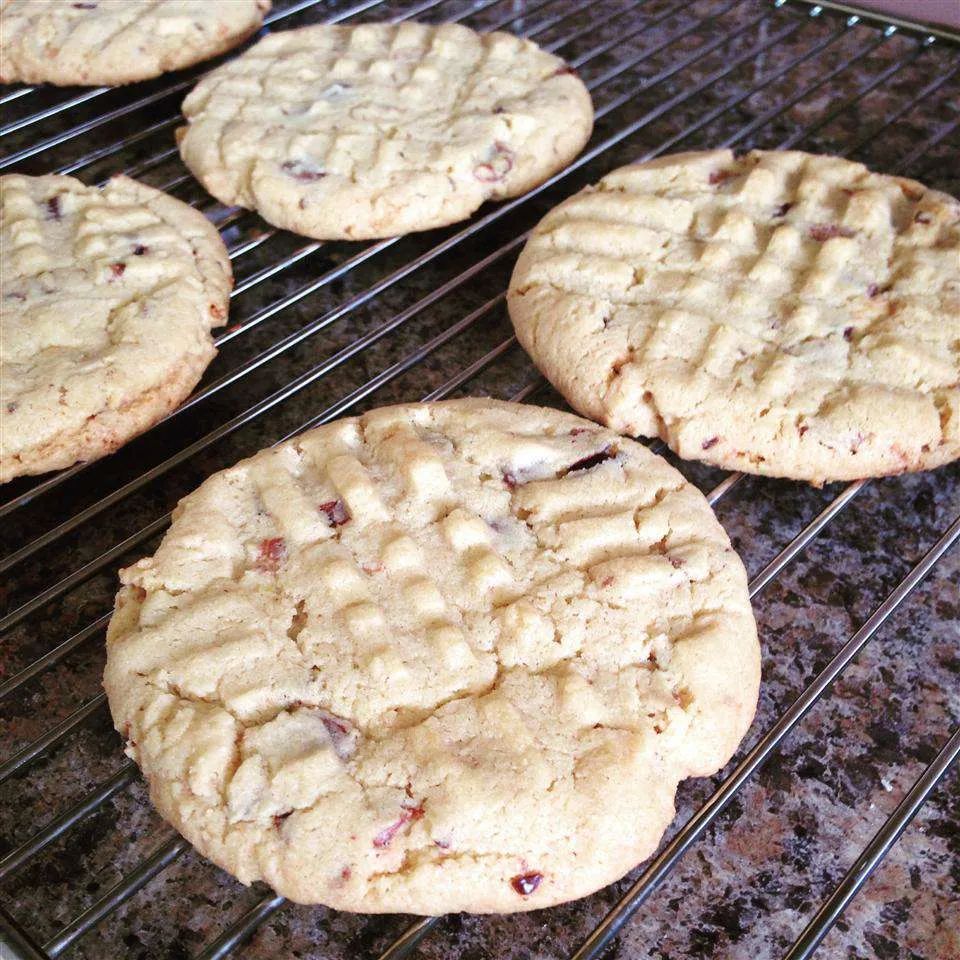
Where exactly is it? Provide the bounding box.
[500,464,545,488]
[510,871,543,895]
[319,499,349,526]
[474,142,515,183]
[320,712,349,737]
[281,160,327,182]
[561,445,617,476]
[709,168,738,186]
[373,802,425,848]
[807,223,855,241]
[255,537,286,572]
[318,709,358,759]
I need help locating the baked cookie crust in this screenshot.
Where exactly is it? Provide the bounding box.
[508,150,960,484]
[1,174,231,482]
[104,398,759,914]
[0,0,270,87]
[177,22,593,239]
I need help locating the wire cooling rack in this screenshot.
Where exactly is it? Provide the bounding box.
[1,1,958,958]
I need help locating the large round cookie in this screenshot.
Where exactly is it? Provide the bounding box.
[104,398,759,914]
[508,150,960,485]
[176,22,593,240]
[0,0,270,87]
[1,174,230,482]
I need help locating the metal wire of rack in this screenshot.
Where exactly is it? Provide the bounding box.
[1,1,958,959]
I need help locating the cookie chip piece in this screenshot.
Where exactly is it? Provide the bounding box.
[507,150,960,484]
[104,398,759,914]
[176,22,593,240]
[0,0,270,86]
[1,174,231,482]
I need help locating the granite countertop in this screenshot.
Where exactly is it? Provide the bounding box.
[1,1,958,958]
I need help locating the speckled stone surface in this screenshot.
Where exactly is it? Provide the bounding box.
[1,1,958,959]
